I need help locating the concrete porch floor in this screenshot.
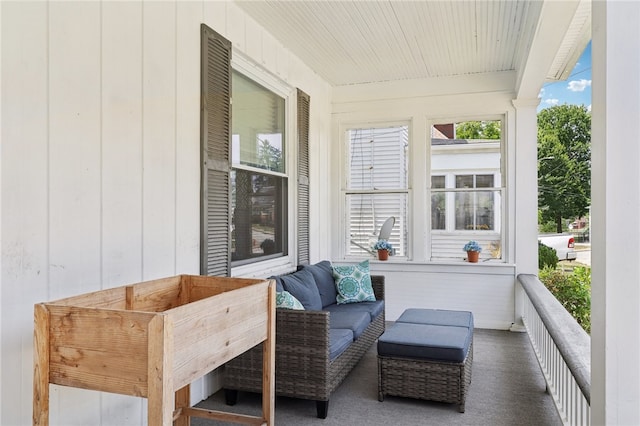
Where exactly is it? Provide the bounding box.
[192,328,562,425]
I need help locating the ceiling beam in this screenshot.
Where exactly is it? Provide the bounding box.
[515,0,589,100]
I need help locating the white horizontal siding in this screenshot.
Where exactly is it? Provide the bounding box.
[332,262,517,330]
[431,234,502,261]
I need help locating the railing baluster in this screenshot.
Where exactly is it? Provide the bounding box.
[518,274,590,426]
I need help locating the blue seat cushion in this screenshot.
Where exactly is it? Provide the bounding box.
[280,269,322,311]
[396,308,474,330]
[377,323,472,363]
[329,311,371,339]
[324,300,385,322]
[329,328,354,361]
[299,261,337,308]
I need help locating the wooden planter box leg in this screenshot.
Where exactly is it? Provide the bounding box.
[148,315,174,426]
[175,385,190,426]
[262,282,276,425]
[33,304,51,426]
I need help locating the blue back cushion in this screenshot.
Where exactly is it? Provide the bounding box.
[280,269,322,311]
[268,276,285,293]
[300,261,337,308]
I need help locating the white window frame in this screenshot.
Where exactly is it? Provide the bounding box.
[230,51,297,277]
[341,121,410,260]
[427,116,506,263]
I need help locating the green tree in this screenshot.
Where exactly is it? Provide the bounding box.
[257,138,282,171]
[456,120,501,139]
[537,105,591,233]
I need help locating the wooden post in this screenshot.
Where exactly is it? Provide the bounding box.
[33,304,50,426]
[147,314,174,426]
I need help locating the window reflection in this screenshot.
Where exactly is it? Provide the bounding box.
[231,170,287,261]
[455,175,495,231]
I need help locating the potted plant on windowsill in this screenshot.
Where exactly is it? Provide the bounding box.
[373,240,393,261]
[463,240,482,263]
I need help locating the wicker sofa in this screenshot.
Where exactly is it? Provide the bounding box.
[223,260,385,419]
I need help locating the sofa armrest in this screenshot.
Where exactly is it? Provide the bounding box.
[273,309,332,399]
[276,309,330,346]
[371,275,385,300]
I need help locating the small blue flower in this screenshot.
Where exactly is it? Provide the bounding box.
[463,240,482,252]
[373,239,393,253]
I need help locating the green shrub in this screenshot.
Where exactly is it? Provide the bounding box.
[538,241,558,270]
[539,220,558,233]
[538,266,591,334]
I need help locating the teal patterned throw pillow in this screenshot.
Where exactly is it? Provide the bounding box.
[332,260,376,304]
[275,291,305,310]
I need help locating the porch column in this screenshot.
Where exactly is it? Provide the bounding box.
[591,1,640,425]
[511,98,540,330]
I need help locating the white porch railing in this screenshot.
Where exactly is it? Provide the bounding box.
[518,274,591,426]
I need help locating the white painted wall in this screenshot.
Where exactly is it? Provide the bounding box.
[0,1,331,424]
[337,261,516,329]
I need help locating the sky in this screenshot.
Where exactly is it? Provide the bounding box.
[538,41,592,112]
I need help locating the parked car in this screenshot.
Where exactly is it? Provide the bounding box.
[538,234,577,261]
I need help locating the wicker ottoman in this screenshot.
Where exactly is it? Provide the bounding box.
[377,309,474,412]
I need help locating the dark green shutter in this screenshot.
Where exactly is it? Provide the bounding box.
[297,89,310,265]
[200,24,232,276]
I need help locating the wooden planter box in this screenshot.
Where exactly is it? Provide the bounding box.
[33,275,276,426]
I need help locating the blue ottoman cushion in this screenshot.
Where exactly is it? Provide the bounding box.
[397,308,474,329]
[377,322,472,363]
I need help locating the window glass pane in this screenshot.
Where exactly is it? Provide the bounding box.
[476,174,494,188]
[476,190,494,230]
[432,175,445,189]
[430,120,503,261]
[231,169,287,262]
[432,189,502,260]
[455,191,474,230]
[455,188,495,231]
[431,176,445,230]
[231,70,288,265]
[346,124,409,258]
[347,193,407,256]
[454,174,496,230]
[232,71,285,173]
[456,175,473,189]
[348,126,408,190]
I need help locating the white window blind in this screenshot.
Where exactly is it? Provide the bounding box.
[346,125,408,256]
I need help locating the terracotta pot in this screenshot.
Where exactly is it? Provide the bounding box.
[467,250,479,263]
[377,249,389,261]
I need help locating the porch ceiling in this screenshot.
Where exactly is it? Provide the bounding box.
[235,0,591,96]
